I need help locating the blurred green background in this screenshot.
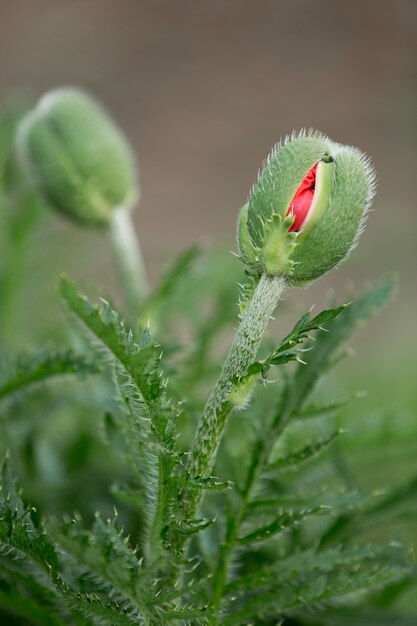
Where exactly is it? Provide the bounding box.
[0,0,416,544]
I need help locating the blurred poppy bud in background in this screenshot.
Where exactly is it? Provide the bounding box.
[15,88,139,227]
[237,130,375,284]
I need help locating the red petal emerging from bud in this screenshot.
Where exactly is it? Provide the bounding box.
[286,164,317,232]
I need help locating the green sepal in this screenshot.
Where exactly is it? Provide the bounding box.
[236,203,261,274]
[261,213,297,276]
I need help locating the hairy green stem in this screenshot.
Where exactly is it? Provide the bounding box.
[146,455,171,564]
[109,206,148,320]
[188,273,286,478]
[178,274,286,536]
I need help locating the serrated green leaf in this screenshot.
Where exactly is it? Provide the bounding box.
[0,462,60,576]
[60,276,184,563]
[287,277,395,411]
[59,589,143,626]
[266,430,342,471]
[293,399,349,419]
[226,544,396,596]
[164,516,215,538]
[168,475,232,492]
[224,560,407,624]
[238,508,322,545]
[164,606,213,620]
[271,304,347,355]
[0,350,99,404]
[60,276,176,440]
[240,304,347,383]
[247,490,380,517]
[0,543,68,625]
[50,514,155,618]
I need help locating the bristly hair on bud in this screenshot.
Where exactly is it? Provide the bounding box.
[237,129,376,285]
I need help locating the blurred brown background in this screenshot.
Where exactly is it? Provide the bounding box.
[0,0,416,395]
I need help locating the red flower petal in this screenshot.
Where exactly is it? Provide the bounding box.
[286,164,317,232]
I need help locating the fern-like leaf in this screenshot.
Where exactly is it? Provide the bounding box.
[265,430,342,471]
[224,558,407,624]
[0,350,99,405]
[238,507,323,545]
[225,544,399,596]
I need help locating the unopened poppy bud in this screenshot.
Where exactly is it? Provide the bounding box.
[237,130,375,284]
[15,88,139,227]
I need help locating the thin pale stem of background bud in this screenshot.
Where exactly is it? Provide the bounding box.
[109,206,149,319]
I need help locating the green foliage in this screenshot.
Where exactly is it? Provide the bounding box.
[0,269,415,625]
[59,276,180,561]
[0,349,99,404]
[236,303,347,382]
[265,429,342,470]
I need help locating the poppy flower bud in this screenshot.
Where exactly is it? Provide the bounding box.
[238,130,375,284]
[15,88,139,227]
